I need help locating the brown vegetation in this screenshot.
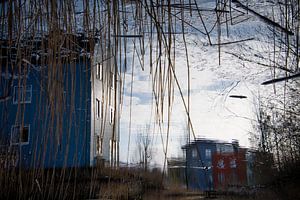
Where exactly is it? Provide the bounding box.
[0,166,164,199]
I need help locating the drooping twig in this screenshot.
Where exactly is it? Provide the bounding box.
[225,51,293,72]
[261,72,300,85]
[232,0,294,35]
[211,37,254,46]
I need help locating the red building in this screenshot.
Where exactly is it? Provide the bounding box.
[212,149,247,190]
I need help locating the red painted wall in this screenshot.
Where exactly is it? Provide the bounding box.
[212,150,247,190]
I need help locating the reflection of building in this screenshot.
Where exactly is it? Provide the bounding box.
[183,138,257,191]
[92,43,120,167]
[0,36,120,169]
[167,158,186,187]
[212,148,247,189]
[182,139,216,190]
[248,150,274,185]
[246,150,255,186]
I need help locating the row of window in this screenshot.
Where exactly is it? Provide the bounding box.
[12,64,114,105]
[9,118,115,147]
[192,148,211,159]
[96,98,115,124]
[216,158,237,169]
[12,63,114,104]
[96,63,115,89]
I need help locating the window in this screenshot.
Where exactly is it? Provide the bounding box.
[205,149,211,159]
[209,174,213,188]
[100,136,103,155]
[207,161,212,167]
[13,85,32,104]
[218,173,225,184]
[96,63,102,80]
[230,158,237,168]
[109,139,112,163]
[11,125,30,145]
[110,71,115,89]
[109,139,116,165]
[96,98,101,119]
[217,159,225,169]
[192,148,197,158]
[96,135,103,155]
[109,106,114,124]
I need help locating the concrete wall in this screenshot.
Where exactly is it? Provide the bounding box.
[91,43,120,166]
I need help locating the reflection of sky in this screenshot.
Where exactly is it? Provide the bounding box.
[120,64,257,166]
[117,0,276,167]
[124,92,153,105]
[202,80,234,92]
[132,92,152,104]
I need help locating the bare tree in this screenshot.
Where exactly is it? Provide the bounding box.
[136,124,152,171]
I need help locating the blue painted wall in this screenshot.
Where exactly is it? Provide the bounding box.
[0,61,91,169]
[185,140,217,191]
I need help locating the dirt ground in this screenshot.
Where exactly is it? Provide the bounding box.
[142,189,285,200]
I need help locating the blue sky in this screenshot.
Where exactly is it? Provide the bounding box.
[116,0,281,167]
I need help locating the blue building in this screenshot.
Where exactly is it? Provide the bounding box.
[0,36,120,169]
[183,139,216,190]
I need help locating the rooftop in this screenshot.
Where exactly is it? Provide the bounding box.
[182,137,240,149]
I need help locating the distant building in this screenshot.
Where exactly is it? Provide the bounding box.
[212,147,247,189]
[182,138,254,191]
[0,35,120,169]
[167,157,186,187]
[183,139,216,190]
[247,150,275,185]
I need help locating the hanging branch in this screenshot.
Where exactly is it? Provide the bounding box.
[217,0,222,65]
[111,34,143,38]
[225,51,293,72]
[211,37,254,46]
[193,0,212,45]
[232,0,294,35]
[261,72,300,85]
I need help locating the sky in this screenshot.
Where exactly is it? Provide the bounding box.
[34,0,291,168]
[117,0,281,167]
[0,0,291,169]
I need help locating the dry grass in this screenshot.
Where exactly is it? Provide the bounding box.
[0,166,164,199]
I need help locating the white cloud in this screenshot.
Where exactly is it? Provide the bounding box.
[118,0,277,167]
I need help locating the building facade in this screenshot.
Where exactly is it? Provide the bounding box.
[212,148,247,189]
[167,158,187,187]
[0,36,120,169]
[92,43,120,167]
[183,139,216,190]
[183,138,252,191]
